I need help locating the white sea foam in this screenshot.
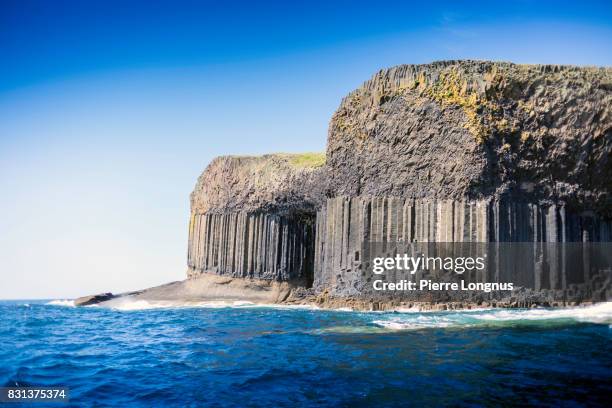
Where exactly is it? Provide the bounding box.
[372,302,612,330]
[311,325,389,334]
[105,299,246,311]
[469,302,612,324]
[373,315,460,330]
[45,295,612,331]
[393,306,427,313]
[99,298,321,311]
[45,296,321,311]
[46,299,75,307]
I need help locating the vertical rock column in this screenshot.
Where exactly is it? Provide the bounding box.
[313,196,612,294]
[188,211,315,284]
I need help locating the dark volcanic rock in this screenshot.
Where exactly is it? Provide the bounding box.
[314,61,612,303]
[327,60,612,216]
[74,292,115,306]
[183,61,611,307]
[191,153,327,216]
[188,153,326,284]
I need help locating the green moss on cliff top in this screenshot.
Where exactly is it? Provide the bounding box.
[287,152,326,168]
[221,152,326,169]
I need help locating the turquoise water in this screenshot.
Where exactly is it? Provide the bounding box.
[1,300,611,407]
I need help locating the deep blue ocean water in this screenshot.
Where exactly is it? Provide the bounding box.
[1,300,611,407]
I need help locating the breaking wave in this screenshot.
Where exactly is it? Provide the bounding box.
[46,299,75,307]
[372,302,612,330]
[108,299,321,311]
[45,297,611,331]
[47,297,322,311]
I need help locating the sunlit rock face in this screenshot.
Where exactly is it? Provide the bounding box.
[187,153,326,286]
[326,60,612,214]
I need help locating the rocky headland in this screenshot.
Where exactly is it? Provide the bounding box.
[84,60,612,310]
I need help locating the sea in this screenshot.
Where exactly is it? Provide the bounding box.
[1,300,611,407]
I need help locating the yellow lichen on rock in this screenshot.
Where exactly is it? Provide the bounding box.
[420,67,491,142]
[288,152,326,168]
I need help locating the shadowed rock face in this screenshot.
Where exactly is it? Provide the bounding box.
[188,154,326,285]
[74,293,115,306]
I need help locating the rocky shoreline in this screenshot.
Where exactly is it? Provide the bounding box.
[79,272,604,312]
[289,293,598,312]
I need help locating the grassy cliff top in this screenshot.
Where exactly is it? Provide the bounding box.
[191,152,326,214]
[286,152,326,168]
[218,152,326,169]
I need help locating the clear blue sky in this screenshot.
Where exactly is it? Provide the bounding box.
[1,0,611,298]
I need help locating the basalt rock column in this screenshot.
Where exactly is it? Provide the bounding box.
[188,153,326,286]
[316,61,612,297]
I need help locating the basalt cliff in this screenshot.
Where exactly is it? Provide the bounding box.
[184,61,612,309]
[83,61,612,309]
[187,153,326,286]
